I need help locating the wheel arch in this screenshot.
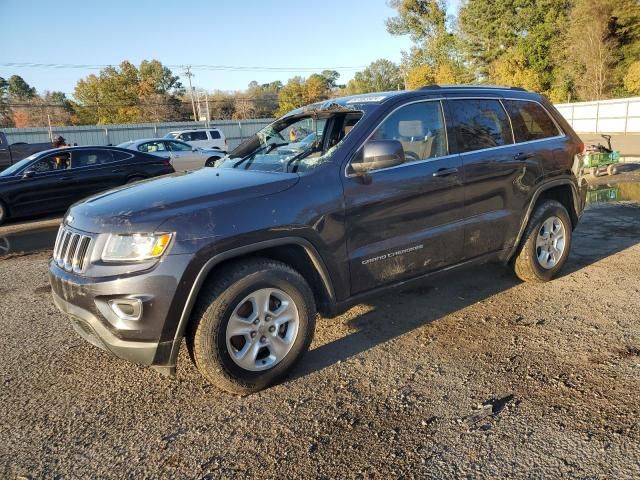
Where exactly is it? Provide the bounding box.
[165,237,336,367]
[507,179,581,262]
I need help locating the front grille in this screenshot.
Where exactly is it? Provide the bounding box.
[53,225,93,273]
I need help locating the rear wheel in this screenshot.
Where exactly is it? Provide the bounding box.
[592,167,602,177]
[512,200,572,283]
[187,258,316,394]
[607,164,619,175]
[205,157,221,167]
[0,201,7,226]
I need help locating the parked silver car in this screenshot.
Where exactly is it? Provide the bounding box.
[117,138,225,171]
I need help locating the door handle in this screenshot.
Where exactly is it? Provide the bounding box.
[432,167,459,177]
[59,176,73,181]
[111,168,124,173]
[514,152,534,161]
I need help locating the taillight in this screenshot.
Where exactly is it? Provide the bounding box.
[577,142,585,154]
[225,139,228,147]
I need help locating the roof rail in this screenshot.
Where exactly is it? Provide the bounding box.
[419,84,527,92]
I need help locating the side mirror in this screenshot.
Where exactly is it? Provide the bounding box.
[351,140,405,174]
[192,148,198,152]
[22,170,36,179]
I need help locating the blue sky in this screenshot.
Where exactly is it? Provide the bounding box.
[1,0,460,98]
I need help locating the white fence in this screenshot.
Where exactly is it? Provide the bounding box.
[555,97,640,135]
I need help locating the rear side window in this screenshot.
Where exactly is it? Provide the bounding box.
[448,99,513,153]
[112,150,132,161]
[72,149,115,167]
[190,131,208,141]
[209,130,221,139]
[503,100,560,142]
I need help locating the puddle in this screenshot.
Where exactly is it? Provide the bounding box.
[0,227,59,258]
[586,182,640,205]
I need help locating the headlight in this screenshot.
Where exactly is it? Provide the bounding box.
[101,233,173,262]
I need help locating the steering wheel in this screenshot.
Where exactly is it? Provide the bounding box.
[404,151,420,162]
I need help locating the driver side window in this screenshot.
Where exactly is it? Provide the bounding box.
[369,101,447,165]
[31,153,71,173]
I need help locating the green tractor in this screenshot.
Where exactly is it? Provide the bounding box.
[584,134,621,177]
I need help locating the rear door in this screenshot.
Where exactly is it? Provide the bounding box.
[68,148,131,202]
[446,98,543,259]
[342,99,465,294]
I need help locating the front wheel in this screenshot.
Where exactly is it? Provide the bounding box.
[512,200,572,283]
[607,164,619,175]
[187,258,316,394]
[0,200,7,226]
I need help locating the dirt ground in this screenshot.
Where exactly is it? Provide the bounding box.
[1,169,639,479]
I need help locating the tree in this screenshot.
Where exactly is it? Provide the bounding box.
[565,0,617,100]
[624,61,640,95]
[345,59,404,94]
[0,77,13,127]
[304,74,331,104]
[459,0,571,90]
[406,64,436,89]
[7,75,36,99]
[386,0,470,85]
[277,77,306,116]
[489,47,543,92]
[73,60,184,124]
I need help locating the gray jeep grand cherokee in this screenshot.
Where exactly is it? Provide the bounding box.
[50,86,587,394]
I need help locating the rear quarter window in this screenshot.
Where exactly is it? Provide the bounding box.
[447,99,513,154]
[503,100,561,142]
[209,130,221,139]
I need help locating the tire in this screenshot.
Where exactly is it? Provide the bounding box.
[187,258,316,394]
[126,176,145,184]
[607,164,619,175]
[0,200,7,226]
[205,157,221,167]
[592,167,602,177]
[512,200,572,283]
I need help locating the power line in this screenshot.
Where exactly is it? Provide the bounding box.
[1,62,367,72]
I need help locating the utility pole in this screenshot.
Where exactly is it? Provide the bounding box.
[183,65,198,122]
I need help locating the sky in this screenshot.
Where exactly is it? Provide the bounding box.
[1,0,457,99]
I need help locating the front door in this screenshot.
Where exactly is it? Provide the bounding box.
[11,151,75,216]
[166,140,202,171]
[342,100,465,295]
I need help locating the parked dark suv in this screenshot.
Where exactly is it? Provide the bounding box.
[50,86,587,394]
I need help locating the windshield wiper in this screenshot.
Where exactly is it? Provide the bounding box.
[233,142,288,168]
[286,144,316,173]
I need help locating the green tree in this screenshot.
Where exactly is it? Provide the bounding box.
[459,0,571,91]
[0,77,13,127]
[7,75,36,99]
[277,77,306,116]
[345,59,403,94]
[624,61,640,95]
[73,60,183,124]
[387,0,470,85]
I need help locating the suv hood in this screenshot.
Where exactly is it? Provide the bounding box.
[68,168,299,233]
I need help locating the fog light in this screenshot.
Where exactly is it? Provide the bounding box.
[109,298,142,321]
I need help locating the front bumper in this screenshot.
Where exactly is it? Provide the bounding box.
[52,290,160,365]
[49,253,193,367]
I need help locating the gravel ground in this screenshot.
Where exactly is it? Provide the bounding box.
[1,174,640,479]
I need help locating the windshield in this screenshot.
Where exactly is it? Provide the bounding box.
[219,110,362,173]
[164,132,179,139]
[117,141,134,148]
[0,153,40,177]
